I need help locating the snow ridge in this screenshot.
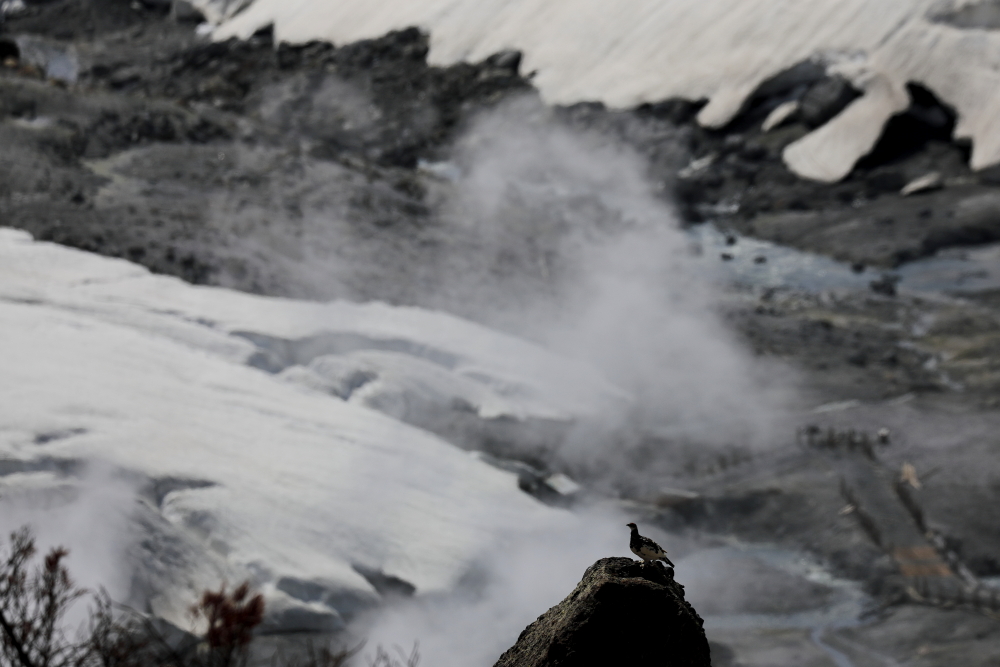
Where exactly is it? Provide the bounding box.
[203,0,1000,180]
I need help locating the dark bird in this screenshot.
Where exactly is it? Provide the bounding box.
[626,522,674,568]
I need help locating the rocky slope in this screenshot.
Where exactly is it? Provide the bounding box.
[5,0,1000,298]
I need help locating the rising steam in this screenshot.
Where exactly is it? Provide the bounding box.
[354,97,796,665]
[433,97,795,473]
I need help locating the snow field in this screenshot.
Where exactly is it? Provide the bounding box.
[0,227,615,629]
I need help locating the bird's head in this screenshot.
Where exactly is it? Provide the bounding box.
[626,522,637,530]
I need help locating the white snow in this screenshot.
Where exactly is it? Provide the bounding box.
[204,0,1000,180]
[0,227,619,628]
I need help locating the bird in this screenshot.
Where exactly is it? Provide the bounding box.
[626,522,674,568]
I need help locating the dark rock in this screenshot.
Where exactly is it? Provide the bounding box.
[847,350,869,367]
[720,60,826,132]
[484,49,522,75]
[799,76,860,127]
[5,0,153,37]
[0,38,19,62]
[865,169,907,195]
[108,65,144,88]
[751,60,826,106]
[740,140,768,161]
[492,557,710,667]
[857,83,957,169]
[171,0,204,23]
[737,187,1000,268]
[634,97,706,125]
[870,273,900,297]
[647,63,992,273]
[977,164,1000,185]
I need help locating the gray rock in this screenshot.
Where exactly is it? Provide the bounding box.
[493,557,710,667]
[12,35,78,83]
[930,0,1000,30]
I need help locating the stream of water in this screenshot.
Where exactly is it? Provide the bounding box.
[690,222,1000,297]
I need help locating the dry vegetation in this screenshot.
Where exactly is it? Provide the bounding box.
[0,528,411,667]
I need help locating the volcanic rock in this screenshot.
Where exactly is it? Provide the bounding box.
[492,557,711,667]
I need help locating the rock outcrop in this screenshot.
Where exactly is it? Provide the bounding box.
[493,557,711,667]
